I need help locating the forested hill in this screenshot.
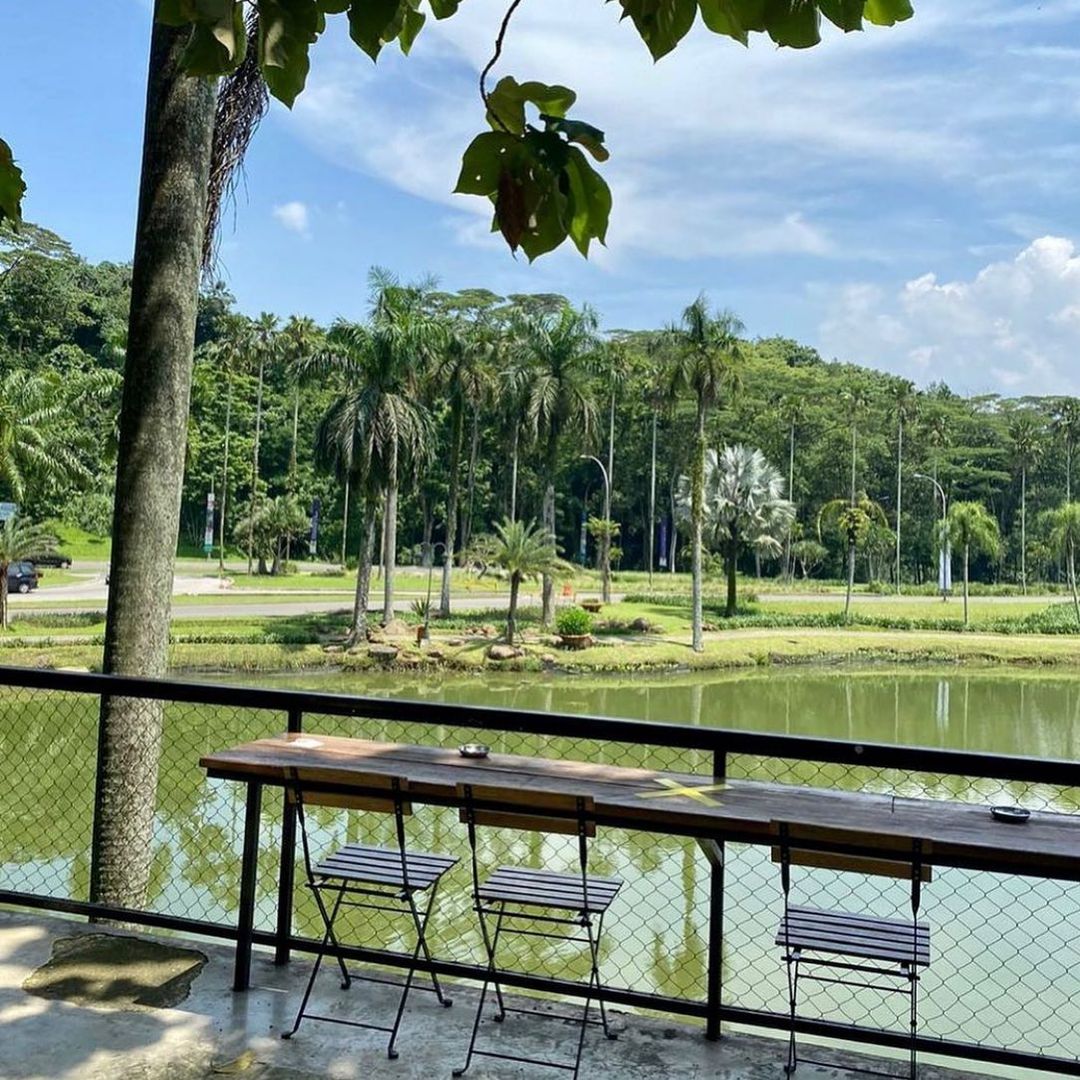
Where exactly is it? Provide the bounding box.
[1,220,1072,586]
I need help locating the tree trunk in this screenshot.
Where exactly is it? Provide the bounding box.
[509,424,519,523]
[439,404,464,617]
[92,15,215,910]
[541,476,556,627]
[507,572,520,645]
[0,560,8,630]
[1070,540,1080,626]
[420,504,433,568]
[669,472,678,574]
[725,527,738,618]
[339,475,349,567]
[691,400,706,652]
[604,386,615,604]
[285,387,299,562]
[850,422,857,504]
[218,368,232,574]
[383,441,398,624]
[845,542,855,618]
[350,496,377,642]
[963,542,970,625]
[648,408,657,586]
[784,417,795,583]
[1021,466,1027,595]
[461,406,480,552]
[895,415,903,594]
[246,353,264,576]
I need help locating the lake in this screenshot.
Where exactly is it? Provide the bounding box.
[3,665,1079,1072]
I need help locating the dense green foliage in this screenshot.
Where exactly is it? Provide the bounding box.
[6,220,1080,599]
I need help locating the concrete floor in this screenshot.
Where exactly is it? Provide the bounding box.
[0,911,989,1080]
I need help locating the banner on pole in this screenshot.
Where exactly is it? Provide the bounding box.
[203,492,215,555]
[658,517,669,568]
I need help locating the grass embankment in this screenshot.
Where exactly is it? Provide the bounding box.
[6,595,1080,675]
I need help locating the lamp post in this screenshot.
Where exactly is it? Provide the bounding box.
[913,472,949,602]
[423,542,446,641]
[580,454,612,603]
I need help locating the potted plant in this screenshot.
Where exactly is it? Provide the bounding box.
[556,606,593,649]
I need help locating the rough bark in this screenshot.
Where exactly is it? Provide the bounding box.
[350,496,377,642]
[691,401,706,652]
[439,404,464,617]
[725,527,738,618]
[91,15,216,909]
[507,573,520,644]
[382,441,398,624]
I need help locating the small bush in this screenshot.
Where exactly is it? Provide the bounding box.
[556,606,593,636]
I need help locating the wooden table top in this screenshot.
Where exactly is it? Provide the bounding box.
[201,733,1080,880]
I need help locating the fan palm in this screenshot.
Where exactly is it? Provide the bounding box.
[520,304,599,627]
[0,516,56,628]
[677,445,794,617]
[1044,503,1080,625]
[818,492,888,619]
[231,494,307,576]
[947,501,1001,625]
[662,296,744,651]
[489,518,568,645]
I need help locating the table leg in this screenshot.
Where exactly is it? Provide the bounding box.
[706,842,725,1040]
[275,791,297,965]
[234,781,262,992]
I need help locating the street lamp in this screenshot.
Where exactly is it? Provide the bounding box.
[580,455,612,602]
[913,473,949,601]
[423,542,447,641]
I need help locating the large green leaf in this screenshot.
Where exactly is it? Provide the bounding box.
[818,0,865,32]
[454,132,520,195]
[618,0,698,61]
[0,139,25,226]
[347,0,404,59]
[541,115,610,162]
[258,0,323,105]
[485,77,576,134]
[864,0,913,25]
[428,0,461,16]
[181,2,247,74]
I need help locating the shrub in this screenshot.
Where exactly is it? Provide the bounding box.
[556,606,593,636]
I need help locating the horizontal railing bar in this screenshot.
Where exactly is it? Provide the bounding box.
[2,889,1078,1075]
[3,664,1080,785]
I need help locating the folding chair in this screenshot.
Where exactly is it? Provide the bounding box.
[453,782,622,1080]
[281,766,457,1059]
[772,820,932,1079]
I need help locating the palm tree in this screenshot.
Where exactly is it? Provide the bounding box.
[231,494,307,576]
[1009,415,1044,595]
[1045,503,1080,624]
[521,304,599,627]
[841,383,871,505]
[246,312,278,575]
[676,445,794,617]
[947,501,1001,625]
[663,296,744,651]
[818,492,888,619]
[309,309,435,640]
[595,339,631,601]
[0,516,55,629]
[1052,399,1080,502]
[489,518,566,645]
[890,380,919,593]
[776,390,806,583]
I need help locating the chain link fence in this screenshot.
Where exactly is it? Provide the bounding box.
[2,672,1080,1073]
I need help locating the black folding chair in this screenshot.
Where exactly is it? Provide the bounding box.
[281,766,457,1059]
[453,782,622,1080]
[773,820,932,1079]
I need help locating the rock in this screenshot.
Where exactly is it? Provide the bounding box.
[487,643,522,661]
[541,653,557,664]
[382,618,411,638]
[446,638,464,647]
[480,624,498,637]
[323,644,345,654]
[702,621,719,633]
[426,649,444,660]
[368,644,399,663]
[630,617,652,632]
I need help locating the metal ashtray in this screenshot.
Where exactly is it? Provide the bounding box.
[990,805,1031,824]
[458,743,490,759]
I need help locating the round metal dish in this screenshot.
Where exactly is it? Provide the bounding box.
[990,805,1030,824]
[458,743,490,759]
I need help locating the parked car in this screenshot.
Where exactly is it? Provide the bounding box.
[27,551,71,568]
[7,561,39,594]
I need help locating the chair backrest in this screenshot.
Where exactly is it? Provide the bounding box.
[771,820,931,880]
[285,766,412,816]
[456,782,596,837]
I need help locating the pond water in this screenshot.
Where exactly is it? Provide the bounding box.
[4,665,1080,1073]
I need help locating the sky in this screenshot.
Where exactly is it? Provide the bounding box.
[6,1,1080,396]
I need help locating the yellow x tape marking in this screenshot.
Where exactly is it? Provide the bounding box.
[635,778,728,806]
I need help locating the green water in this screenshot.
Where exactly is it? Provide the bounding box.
[4,666,1080,1068]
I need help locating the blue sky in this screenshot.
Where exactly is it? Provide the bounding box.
[7,1,1080,395]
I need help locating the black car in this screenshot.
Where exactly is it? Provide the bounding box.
[27,551,71,568]
[7,561,38,594]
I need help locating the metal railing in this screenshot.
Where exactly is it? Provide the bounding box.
[1,665,1079,1076]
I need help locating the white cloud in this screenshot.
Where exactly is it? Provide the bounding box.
[272,200,311,237]
[818,237,1080,396]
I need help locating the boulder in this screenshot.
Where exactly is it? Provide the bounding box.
[382,618,412,638]
[323,644,345,654]
[446,638,464,647]
[368,644,400,663]
[630,617,653,633]
[487,643,523,661]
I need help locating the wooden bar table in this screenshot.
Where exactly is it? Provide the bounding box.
[201,732,1080,1008]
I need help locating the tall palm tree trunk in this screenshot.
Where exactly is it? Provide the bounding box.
[92,15,216,909]
[286,387,299,562]
[509,425,519,523]
[461,407,480,552]
[648,408,657,586]
[691,400,706,652]
[604,386,615,603]
[725,526,739,618]
[962,543,970,625]
[1069,539,1080,626]
[541,475,556,626]
[439,405,464,617]
[845,542,856,619]
[218,370,232,573]
[850,422,857,505]
[247,354,264,575]
[895,415,903,593]
[339,475,349,566]
[0,561,8,630]
[507,572,520,645]
[1021,466,1027,595]
[351,496,377,641]
[784,417,795,583]
[383,441,399,624]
